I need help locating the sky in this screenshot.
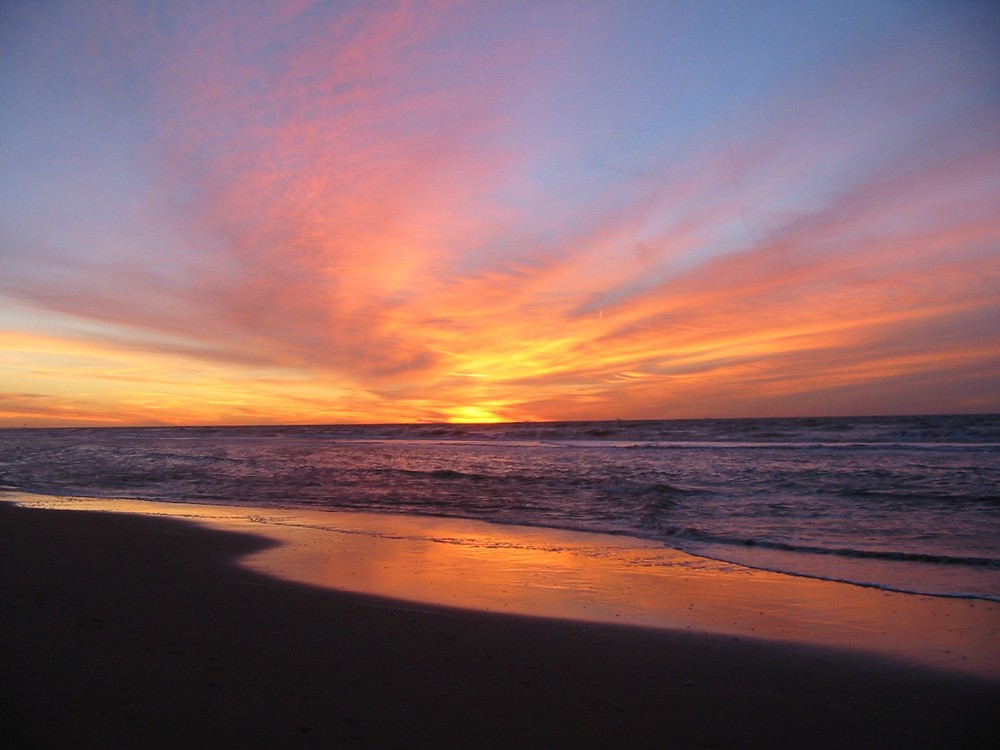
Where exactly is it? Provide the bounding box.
[1,1,999,426]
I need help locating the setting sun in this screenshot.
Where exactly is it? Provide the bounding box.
[445,406,507,424]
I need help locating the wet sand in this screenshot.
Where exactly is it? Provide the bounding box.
[2,501,998,748]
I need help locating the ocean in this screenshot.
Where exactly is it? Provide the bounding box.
[2,414,998,601]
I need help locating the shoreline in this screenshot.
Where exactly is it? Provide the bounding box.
[5,491,1000,681]
[3,500,998,747]
[4,500,999,747]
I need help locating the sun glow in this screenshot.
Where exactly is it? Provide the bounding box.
[2,1,998,425]
[445,405,507,424]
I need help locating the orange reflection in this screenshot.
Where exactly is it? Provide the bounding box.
[7,493,999,681]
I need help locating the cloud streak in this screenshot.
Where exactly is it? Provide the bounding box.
[1,1,998,425]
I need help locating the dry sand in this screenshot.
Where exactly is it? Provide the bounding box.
[2,501,998,748]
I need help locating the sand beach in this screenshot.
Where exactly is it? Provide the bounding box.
[2,497,998,748]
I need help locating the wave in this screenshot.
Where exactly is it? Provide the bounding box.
[822,487,1000,504]
[676,551,1000,603]
[659,527,1000,569]
[619,441,1000,452]
[390,467,492,482]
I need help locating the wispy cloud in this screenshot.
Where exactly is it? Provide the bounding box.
[1,1,998,424]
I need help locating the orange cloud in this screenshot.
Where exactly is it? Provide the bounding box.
[1,1,998,425]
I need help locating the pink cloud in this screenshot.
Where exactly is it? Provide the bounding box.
[3,1,998,423]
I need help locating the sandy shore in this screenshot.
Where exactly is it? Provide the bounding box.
[2,501,998,748]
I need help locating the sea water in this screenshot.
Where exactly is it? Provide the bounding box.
[2,414,998,600]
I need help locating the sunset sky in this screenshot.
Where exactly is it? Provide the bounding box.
[2,1,998,426]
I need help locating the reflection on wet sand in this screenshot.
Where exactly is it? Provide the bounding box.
[6,492,999,680]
